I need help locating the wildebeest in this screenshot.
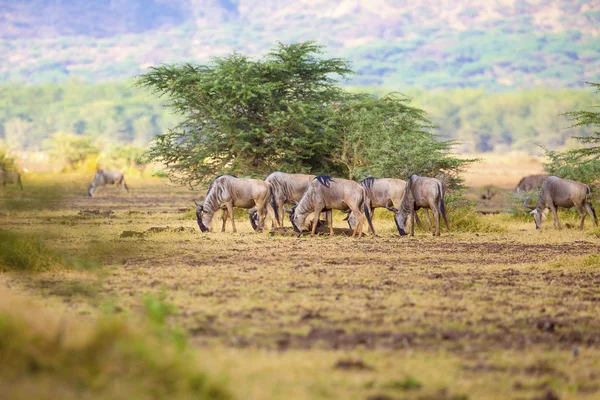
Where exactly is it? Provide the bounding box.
[286,176,374,237]
[386,174,449,236]
[522,176,597,230]
[516,174,548,192]
[0,169,23,190]
[194,175,278,233]
[345,177,405,235]
[88,170,129,197]
[264,172,316,227]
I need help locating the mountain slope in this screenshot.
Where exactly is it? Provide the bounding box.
[1,0,599,88]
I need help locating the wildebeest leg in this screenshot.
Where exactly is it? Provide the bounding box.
[424,209,432,232]
[312,206,324,236]
[326,210,333,236]
[123,182,129,193]
[278,203,285,228]
[576,204,586,230]
[585,202,598,226]
[410,210,416,236]
[226,202,237,232]
[221,208,228,232]
[349,206,364,238]
[549,204,561,230]
[433,208,441,236]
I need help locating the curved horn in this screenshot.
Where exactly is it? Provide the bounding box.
[290,200,299,205]
[522,199,536,210]
[284,207,294,214]
[385,201,399,213]
[193,199,201,207]
[341,209,351,214]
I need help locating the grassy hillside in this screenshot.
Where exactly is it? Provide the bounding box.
[1,0,598,88]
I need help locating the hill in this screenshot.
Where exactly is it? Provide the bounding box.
[1,0,599,89]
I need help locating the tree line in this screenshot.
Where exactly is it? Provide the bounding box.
[1,81,595,156]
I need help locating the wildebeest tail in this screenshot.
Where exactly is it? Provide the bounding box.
[269,185,279,223]
[586,187,597,223]
[361,190,375,234]
[438,182,450,230]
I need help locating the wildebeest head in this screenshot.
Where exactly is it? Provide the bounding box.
[194,200,210,232]
[386,201,407,236]
[523,200,542,229]
[284,204,301,232]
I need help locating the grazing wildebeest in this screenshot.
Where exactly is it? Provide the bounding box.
[345,177,406,235]
[386,174,449,236]
[194,175,278,233]
[264,172,316,227]
[522,176,597,230]
[0,169,23,190]
[286,176,374,237]
[88,170,129,197]
[248,172,336,230]
[516,174,548,192]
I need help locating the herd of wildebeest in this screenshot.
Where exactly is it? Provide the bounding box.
[1,168,597,236]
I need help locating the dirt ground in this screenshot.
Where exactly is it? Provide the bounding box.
[1,170,600,400]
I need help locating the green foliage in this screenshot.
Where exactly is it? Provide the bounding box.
[0,295,230,400]
[44,132,99,171]
[447,207,506,233]
[137,42,352,185]
[143,292,178,326]
[1,81,598,156]
[138,43,472,186]
[384,376,422,391]
[333,92,474,190]
[0,230,100,273]
[0,142,16,170]
[0,80,180,150]
[543,82,600,186]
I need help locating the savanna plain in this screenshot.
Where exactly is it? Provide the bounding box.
[1,155,600,400]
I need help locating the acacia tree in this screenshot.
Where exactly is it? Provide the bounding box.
[138,41,473,189]
[136,42,351,186]
[544,82,600,185]
[334,93,473,190]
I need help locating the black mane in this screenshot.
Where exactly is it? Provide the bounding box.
[361,177,376,189]
[315,175,334,188]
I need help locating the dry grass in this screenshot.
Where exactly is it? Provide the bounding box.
[1,172,600,399]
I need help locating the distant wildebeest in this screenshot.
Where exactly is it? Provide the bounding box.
[345,177,406,235]
[386,174,449,236]
[522,176,597,230]
[286,175,374,237]
[0,169,23,190]
[194,175,278,233]
[516,174,548,192]
[88,170,129,197]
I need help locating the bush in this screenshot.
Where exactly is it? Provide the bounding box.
[0,230,67,272]
[0,291,230,400]
[447,207,506,233]
[0,230,99,272]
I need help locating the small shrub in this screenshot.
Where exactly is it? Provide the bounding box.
[0,230,66,272]
[385,376,422,391]
[0,230,100,273]
[0,291,230,400]
[447,207,506,233]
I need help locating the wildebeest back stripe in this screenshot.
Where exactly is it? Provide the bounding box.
[315,175,333,188]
